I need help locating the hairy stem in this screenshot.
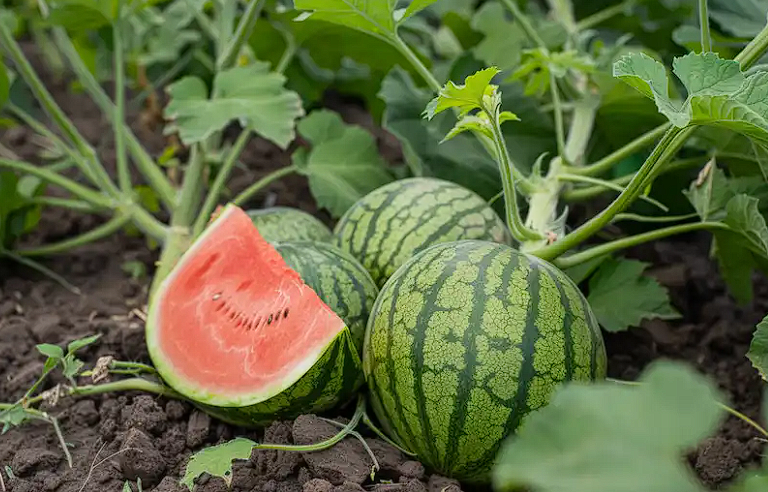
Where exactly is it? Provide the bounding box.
[699,0,712,52]
[113,11,131,192]
[557,173,668,211]
[533,126,685,261]
[17,215,131,257]
[573,123,671,176]
[553,221,727,270]
[232,165,298,206]
[0,159,112,209]
[391,36,441,92]
[218,0,265,70]
[53,29,178,210]
[500,0,546,48]
[193,130,252,237]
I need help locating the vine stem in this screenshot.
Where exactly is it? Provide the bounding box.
[16,215,131,257]
[499,0,546,48]
[699,0,712,53]
[557,173,668,211]
[550,75,566,158]
[575,0,635,31]
[0,250,82,294]
[113,7,130,192]
[571,123,671,176]
[217,0,266,70]
[391,36,441,92]
[532,126,686,261]
[150,145,207,297]
[231,165,298,206]
[52,29,178,210]
[553,221,729,269]
[0,22,115,195]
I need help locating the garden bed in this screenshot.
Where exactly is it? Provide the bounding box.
[0,56,766,492]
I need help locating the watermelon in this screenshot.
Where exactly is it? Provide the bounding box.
[146,204,363,428]
[334,178,511,287]
[273,241,378,353]
[363,240,607,483]
[247,206,333,243]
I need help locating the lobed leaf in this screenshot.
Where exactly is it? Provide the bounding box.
[181,437,257,490]
[587,257,679,332]
[295,110,394,217]
[492,360,724,492]
[747,314,768,381]
[164,63,304,149]
[294,0,398,40]
[424,67,500,118]
[613,52,686,126]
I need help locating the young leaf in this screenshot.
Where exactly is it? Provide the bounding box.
[747,314,768,381]
[67,333,101,354]
[295,110,394,217]
[181,437,257,490]
[164,63,304,149]
[424,67,500,118]
[0,405,30,434]
[587,257,680,332]
[492,360,724,492]
[62,353,85,381]
[36,343,64,361]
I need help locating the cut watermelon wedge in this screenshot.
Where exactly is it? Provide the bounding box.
[146,204,363,426]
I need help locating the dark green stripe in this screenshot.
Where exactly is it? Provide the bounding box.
[540,262,574,381]
[573,284,599,380]
[383,245,448,457]
[379,192,473,276]
[355,182,419,262]
[414,202,497,260]
[443,246,504,472]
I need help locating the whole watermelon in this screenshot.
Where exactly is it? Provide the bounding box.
[363,240,607,483]
[274,241,378,353]
[247,207,333,243]
[334,178,511,287]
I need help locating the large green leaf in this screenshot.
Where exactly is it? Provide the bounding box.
[163,63,304,149]
[747,314,768,381]
[492,360,724,492]
[587,257,680,332]
[295,110,394,217]
[709,0,768,37]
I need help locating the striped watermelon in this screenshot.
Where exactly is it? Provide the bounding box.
[274,241,379,353]
[363,240,607,483]
[333,178,511,287]
[247,207,333,243]
[147,205,362,429]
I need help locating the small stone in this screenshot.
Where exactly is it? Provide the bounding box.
[186,410,211,448]
[119,427,167,486]
[165,400,189,420]
[121,395,167,435]
[398,461,425,480]
[304,478,333,492]
[11,448,61,477]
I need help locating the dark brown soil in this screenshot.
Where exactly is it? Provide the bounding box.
[1,45,767,492]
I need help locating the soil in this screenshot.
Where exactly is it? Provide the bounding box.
[1,44,767,492]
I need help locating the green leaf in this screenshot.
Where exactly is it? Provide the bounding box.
[164,63,304,149]
[181,437,257,490]
[747,314,768,381]
[492,360,724,492]
[294,0,399,40]
[511,48,595,97]
[587,257,680,332]
[46,0,114,31]
[723,194,768,259]
[61,353,85,381]
[402,0,441,20]
[36,343,64,360]
[613,52,686,126]
[123,482,133,492]
[67,334,101,354]
[672,52,744,97]
[0,405,30,434]
[424,67,500,118]
[296,110,394,217]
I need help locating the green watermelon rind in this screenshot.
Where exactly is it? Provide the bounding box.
[146,204,364,420]
[247,206,333,244]
[274,240,379,354]
[334,177,512,288]
[362,239,607,483]
[196,329,364,427]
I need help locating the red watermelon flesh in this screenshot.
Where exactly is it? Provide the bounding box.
[146,204,347,407]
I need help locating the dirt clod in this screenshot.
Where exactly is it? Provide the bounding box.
[10,448,61,477]
[185,410,211,448]
[119,427,167,486]
[304,478,334,492]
